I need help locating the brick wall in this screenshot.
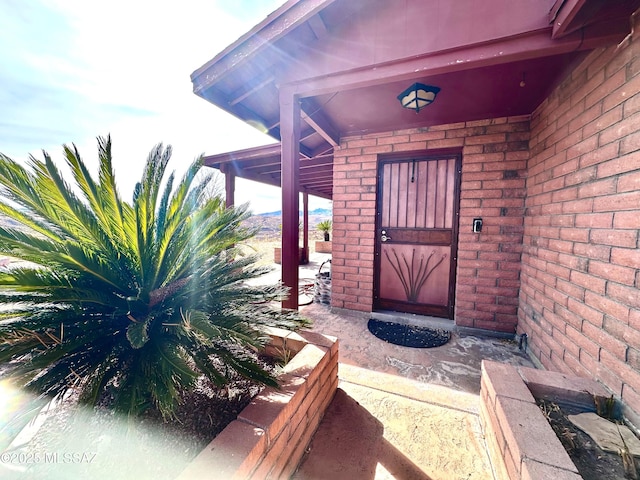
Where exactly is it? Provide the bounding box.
[519,31,640,420]
[332,116,530,332]
[179,330,338,480]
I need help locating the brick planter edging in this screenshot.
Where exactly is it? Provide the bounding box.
[314,241,332,253]
[178,329,339,480]
[273,247,307,265]
[480,360,611,480]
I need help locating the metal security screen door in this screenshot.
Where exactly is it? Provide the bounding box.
[374,154,461,318]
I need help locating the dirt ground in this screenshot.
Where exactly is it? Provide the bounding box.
[538,399,638,480]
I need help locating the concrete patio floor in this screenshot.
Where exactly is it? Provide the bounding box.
[293,366,492,480]
[270,253,536,479]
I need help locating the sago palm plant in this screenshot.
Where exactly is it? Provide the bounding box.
[0,136,307,420]
[316,220,332,241]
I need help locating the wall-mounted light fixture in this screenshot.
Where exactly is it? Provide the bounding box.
[397,83,440,113]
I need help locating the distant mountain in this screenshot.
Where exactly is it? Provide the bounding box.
[245,207,332,240]
[257,210,280,217]
[257,208,332,217]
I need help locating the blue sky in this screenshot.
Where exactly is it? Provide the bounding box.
[0,0,331,213]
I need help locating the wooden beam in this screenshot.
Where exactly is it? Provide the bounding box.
[246,157,332,176]
[302,180,333,189]
[266,122,320,152]
[551,0,635,39]
[302,188,332,200]
[303,184,333,193]
[300,98,340,146]
[203,143,281,165]
[300,174,333,184]
[219,162,282,189]
[310,144,335,158]
[303,185,333,195]
[300,170,333,180]
[283,28,624,99]
[300,160,334,170]
[549,0,568,23]
[550,0,591,38]
[302,178,333,187]
[238,161,282,173]
[280,90,301,310]
[300,127,320,142]
[302,175,334,183]
[208,161,332,201]
[220,164,235,208]
[206,163,332,201]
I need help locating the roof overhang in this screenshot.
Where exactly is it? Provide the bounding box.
[550,0,640,39]
[193,0,640,197]
[204,143,333,200]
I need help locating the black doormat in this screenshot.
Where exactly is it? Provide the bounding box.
[367,319,451,348]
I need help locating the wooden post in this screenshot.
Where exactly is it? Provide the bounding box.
[280,89,301,309]
[302,192,309,264]
[221,164,235,208]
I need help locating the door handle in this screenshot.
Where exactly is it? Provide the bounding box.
[381,230,392,242]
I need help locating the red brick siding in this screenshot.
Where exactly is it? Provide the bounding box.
[178,332,338,480]
[332,116,530,332]
[519,32,640,416]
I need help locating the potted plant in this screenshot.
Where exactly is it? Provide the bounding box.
[317,220,332,241]
[0,137,309,455]
[314,220,332,254]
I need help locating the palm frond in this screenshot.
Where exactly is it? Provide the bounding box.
[96,136,129,238]
[0,136,309,423]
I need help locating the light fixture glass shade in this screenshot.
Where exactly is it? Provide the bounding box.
[397,83,441,113]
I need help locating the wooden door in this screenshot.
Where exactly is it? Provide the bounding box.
[374,154,461,318]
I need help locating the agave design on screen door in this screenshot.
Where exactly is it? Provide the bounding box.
[384,248,447,302]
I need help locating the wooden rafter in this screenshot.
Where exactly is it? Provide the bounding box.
[301,98,340,146]
[203,144,334,201]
